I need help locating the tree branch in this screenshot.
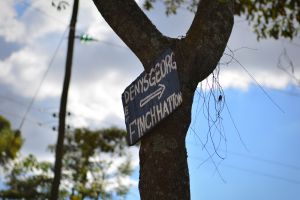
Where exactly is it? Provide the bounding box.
[92,0,171,71]
[183,0,234,85]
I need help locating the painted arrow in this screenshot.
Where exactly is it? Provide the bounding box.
[140,84,166,107]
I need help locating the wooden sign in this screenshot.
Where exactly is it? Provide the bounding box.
[122,49,182,145]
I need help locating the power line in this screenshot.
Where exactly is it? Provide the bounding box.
[224,163,300,185]
[224,49,285,114]
[227,150,300,171]
[17,0,129,50]
[270,89,300,98]
[92,38,127,49]
[0,94,57,114]
[237,58,285,113]
[189,155,300,185]
[188,141,300,172]
[0,94,31,108]
[18,0,68,26]
[0,109,53,130]
[18,26,69,130]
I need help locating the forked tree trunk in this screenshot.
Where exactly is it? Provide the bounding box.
[92,0,234,199]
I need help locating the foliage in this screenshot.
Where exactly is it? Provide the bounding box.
[0,127,133,199]
[0,115,23,165]
[142,0,300,40]
[54,127,134,199]
[0,154,58,199]
[234,0,300,40]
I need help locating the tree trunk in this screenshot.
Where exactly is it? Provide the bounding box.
[138,67,195,199]
[92,0,234,199]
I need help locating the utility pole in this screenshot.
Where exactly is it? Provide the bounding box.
[50,0,79,199]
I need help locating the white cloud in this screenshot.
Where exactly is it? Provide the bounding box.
[0,47,46,93]
[77,0,111,40]
[0,0,25,42]
[216,17,300,90]
[1,1,300,176]
[218,67,292,90]
[66,70,130,129]
[1,1,298,103]
[0,0,69,44]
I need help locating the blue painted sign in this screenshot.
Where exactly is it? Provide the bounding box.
[122,49,182,145]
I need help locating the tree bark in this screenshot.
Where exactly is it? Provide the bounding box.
[92,0,234,199]
[92,0,172,71]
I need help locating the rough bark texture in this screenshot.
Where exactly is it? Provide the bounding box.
[92,0,234,199]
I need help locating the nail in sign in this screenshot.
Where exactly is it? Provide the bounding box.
[122,49,182,145]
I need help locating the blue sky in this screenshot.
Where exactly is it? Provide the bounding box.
[188,86,300,200]
[126,85,300,200]
[1,0,300,199]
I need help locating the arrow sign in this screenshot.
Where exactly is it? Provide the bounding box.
[140,84,165,107]
[122,49,182,145]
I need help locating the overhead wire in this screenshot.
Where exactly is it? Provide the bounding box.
[223,46,285,114]
[188,46,296,184]
[17,0,129,49]
[18,0,69,26]
[227,149,300,171]
[10,0,133,133]
[270,88,300,98]
[233,56,285,113]
[0,109,54,131]
[223,163,300,185]
[189,155,300,185]
[188,140,300,172]
[17,1,295,129]
[0,94,33,109]
[0,94,58,114]
[13,1,300,187]
[18,26,69,130]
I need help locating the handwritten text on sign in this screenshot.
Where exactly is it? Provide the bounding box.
[122,49,182,145]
